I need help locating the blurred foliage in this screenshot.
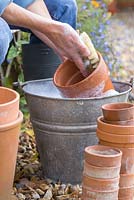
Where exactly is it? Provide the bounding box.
[77,0,115,70]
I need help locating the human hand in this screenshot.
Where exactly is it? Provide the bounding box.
[46,22,90,76]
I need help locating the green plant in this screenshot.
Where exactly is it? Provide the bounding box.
[0,31,29,87]
[77,0,114,69]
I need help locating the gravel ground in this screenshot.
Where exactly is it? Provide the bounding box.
[107,7,134,81]
[12,8,134,200]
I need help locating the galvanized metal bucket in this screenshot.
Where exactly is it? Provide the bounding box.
[22,78,132,184]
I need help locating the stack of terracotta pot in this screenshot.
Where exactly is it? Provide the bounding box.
[97,102,134,199]
[82,145,122,200]
[0,87,23,200]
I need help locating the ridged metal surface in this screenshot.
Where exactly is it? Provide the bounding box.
[23,79,132,184]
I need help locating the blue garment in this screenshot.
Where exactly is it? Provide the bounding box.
[0,0,12,15]
[0,17,12,64]
[0,0,77,64]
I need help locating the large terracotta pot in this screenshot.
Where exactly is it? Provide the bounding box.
[102,102,134,122]
[0,111,23,200]
[0,87,19,125]
[53,52,114,98]
[84,145,122,167]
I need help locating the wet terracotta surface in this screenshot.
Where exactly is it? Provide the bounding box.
[102,102,134,121]
[53,53,114,98]
[0,87,20,125]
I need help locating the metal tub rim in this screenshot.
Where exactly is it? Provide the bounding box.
[22,78,132,101]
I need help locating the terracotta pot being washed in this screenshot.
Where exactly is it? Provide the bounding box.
[0,87,20,125]
[102,102,134,122]
[0,111,23,200]
[84,145,122,167]
[53,52,114,98]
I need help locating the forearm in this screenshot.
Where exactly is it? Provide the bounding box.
[2,2,54,35]
[27,0,51,19]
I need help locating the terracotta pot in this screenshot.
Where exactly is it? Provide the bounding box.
[102,102,134,121]
[118,186,134,199]
[0,87,20,125]
[120,174,134,188]
[97,128,134,144]
[82,187,118,200]
[82,175,119,191]
[83,161,121,179]
[103,118,134,126]
[53,52,114,98]
[0,111,23,200]
[99,140,134,148]
[97,116,134,135]
[84,145,122,167]
[99,141,134,174]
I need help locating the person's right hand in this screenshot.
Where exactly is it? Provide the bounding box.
[45,21,90,76]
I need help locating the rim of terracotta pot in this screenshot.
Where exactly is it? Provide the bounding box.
[82,175,120,191]
[97,128,134,143]
[102,118,134,126]
[102,102,134,121]
[54,52,109,89]
[84,145,122,167]
[84,161,121,170]
[99,140,134,148]
[0,87,19,107]
[97,116,134,134]
[0,111,23,131]
[120,174,134,188]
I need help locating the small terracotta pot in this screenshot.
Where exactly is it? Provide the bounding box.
[120,174,134,188]
[84,145,122,167]
[83,161,121,179]
[97,116,134,135]
[0,87,20,125]
[53,52,114,98]
[118,186,134,199]
[0,111,23,200]
[102,102,134,121]
[97,128,134,144]
[82,187,118,200]
[82,175,119,191]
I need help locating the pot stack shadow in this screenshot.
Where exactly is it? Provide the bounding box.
[97,102,134,199]
[0,87,23,200]
[82,145,122,200]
